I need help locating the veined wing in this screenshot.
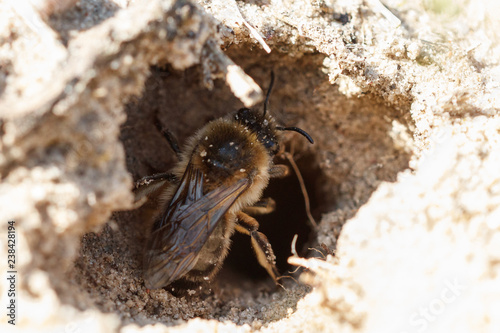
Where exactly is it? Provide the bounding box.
[143,163,249,289]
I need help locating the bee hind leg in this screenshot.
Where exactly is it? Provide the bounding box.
[235,212,280,283]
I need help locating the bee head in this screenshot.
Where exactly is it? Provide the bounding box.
[235,108,280,155]
[234,72,314,156]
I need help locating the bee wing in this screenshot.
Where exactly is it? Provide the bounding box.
[144,163,249,289]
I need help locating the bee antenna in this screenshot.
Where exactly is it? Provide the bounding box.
[263,71,275,118]
[276,126,314,144]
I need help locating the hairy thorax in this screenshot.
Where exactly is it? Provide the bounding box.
[175,118,273,211]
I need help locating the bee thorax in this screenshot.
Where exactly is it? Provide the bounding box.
[193,120,270,184]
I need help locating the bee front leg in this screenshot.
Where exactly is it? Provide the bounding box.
[134,173,177,204]
[269,164,290,178]
[154,118,181,158]
[235,212,280,283]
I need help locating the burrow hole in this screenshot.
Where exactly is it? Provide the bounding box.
[76,50,411,323]
[121,63,331,285]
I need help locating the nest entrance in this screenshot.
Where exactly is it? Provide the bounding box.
[121,63,330,287]
[74,50,412,325]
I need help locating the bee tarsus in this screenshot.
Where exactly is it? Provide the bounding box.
[235,211,280,282]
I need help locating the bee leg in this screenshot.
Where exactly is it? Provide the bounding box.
[134,173,177,203]
[242,197,276,215]
[235,212,280,283]
[269,164,290,178]
[154,118,181,158]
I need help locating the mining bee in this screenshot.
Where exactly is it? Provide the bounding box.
[136,73,313,290]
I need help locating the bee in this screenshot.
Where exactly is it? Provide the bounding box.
[136,73,314,290]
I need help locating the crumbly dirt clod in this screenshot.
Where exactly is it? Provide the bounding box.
[1,0,499,332]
